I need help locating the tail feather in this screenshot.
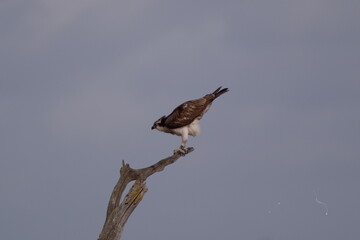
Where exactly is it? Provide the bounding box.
[212,86,229,98]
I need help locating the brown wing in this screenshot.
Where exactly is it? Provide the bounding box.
[164,97,209,129]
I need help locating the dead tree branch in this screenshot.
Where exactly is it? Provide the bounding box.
[98,147,194,240]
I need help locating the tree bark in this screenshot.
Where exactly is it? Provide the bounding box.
[98,147,194,240]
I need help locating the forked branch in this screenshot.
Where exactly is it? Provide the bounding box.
[98,147,194,240]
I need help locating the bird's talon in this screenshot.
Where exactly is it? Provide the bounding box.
[174,147,187,156]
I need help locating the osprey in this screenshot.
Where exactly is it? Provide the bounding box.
[152,86,229,153]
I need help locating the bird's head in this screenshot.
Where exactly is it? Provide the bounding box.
[151,115,166,130]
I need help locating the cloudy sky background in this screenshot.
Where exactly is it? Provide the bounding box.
[1,1,360,240]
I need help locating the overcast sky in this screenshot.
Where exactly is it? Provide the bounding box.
[1,1,360,240]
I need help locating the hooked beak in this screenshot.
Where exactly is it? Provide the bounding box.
[151,125,155,130]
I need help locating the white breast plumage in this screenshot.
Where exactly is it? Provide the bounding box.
[187,119,200,136]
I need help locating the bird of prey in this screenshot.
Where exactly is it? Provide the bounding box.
[151,86,229,154]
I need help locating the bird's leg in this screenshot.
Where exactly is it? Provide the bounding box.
[174,130,189,155]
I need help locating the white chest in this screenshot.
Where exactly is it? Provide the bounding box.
[187,119,201,136]
[157,119,201,137]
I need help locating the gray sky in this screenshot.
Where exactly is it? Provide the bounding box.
[1,1,360,240]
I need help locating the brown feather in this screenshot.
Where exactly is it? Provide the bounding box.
[164,97,209,129]
[161,87,228,129]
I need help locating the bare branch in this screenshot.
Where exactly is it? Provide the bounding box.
[98,147,194,240]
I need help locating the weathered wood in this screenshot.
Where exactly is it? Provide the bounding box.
[98,147,194,240]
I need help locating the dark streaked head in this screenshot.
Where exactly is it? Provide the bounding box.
[151,115,166,130]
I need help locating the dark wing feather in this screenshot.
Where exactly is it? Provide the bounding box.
[164,98,208,129]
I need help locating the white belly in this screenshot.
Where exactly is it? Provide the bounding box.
[170,119,200,137]
[187,119,201,136]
